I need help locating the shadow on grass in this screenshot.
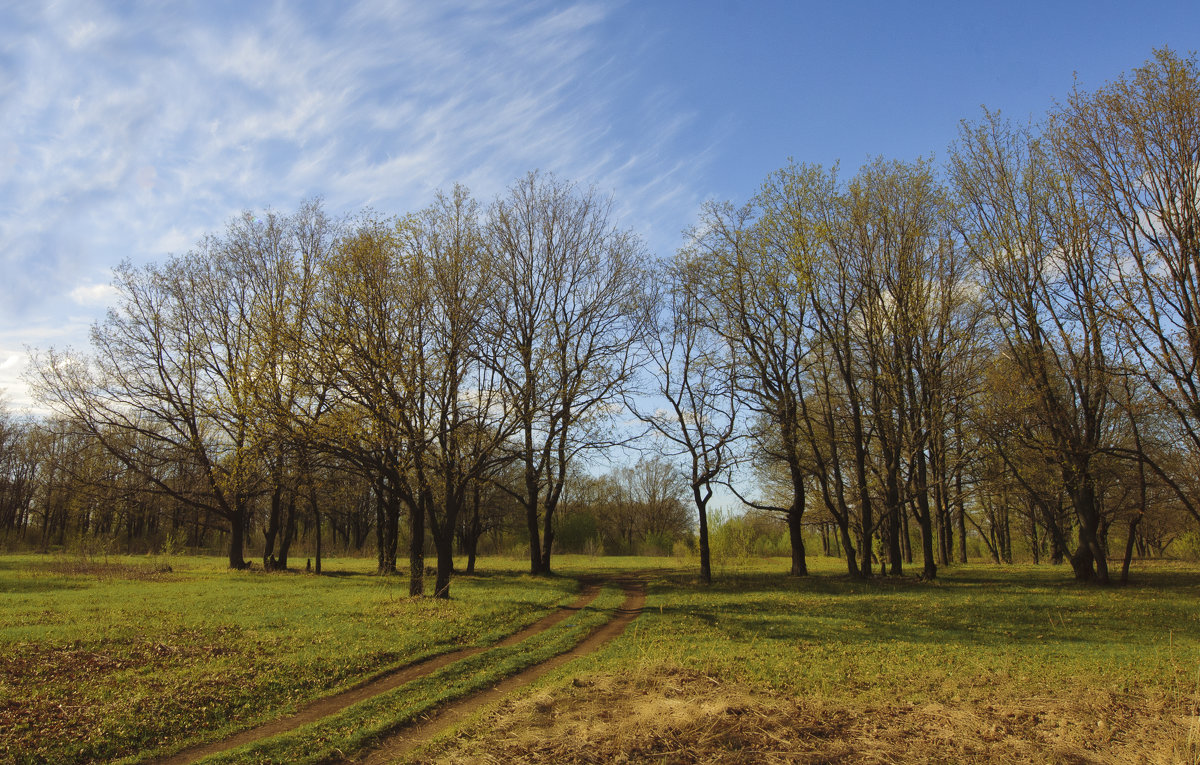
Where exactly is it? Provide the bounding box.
[643,566,1198,650]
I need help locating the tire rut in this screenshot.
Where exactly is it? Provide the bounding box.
[349,574,646,764]
[155,581,605,765]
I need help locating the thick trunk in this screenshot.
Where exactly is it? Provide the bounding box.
[1070,538,1095,581]
[539,506,556,575]
[854,421,873,577]
[374,483,387,573]
[227,508,247,569]
[263,486,282,569]
[1072,479,1109,584]
[408,490,426,596]
[839,521,860,578]
[278,494,297,570]
[526,502,542,575]
[694,486,712,585]
[314,503,322,575]
[955,469,968,563]
[915,450,937,580]
[901,502,913,565]
[885,470,903,576]
[788,465,808,576]
[788,511,807,576]
[433,533,454,599]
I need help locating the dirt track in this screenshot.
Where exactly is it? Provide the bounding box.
[350,574,646,764]
[156,574,643,765]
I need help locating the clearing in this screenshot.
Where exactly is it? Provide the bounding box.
[1,554,1198,763]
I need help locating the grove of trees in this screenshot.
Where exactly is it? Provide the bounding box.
[3,49,1200,592]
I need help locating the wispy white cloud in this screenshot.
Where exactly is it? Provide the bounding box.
[0,0,716,412]
[68,283,118,306]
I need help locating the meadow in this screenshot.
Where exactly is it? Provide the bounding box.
[1,553,1198,764]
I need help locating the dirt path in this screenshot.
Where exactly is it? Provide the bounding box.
[156,581,605,765]
[350,574,646,765]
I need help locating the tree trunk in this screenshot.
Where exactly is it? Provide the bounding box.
[227,507,247,569]
[955,468,967,563]
[408,489,426,596]
[263,485,282,569]
[433,532,454,599]
[1120,514,1141,585]
[539,506,555,576]
[526,501,542,575]
[374,483,387,574]
[885,465,903,576]
[314,503,322,575]
[278,494,297,570]
[695,486,712,585]
[787,465,808,576]
[465,485,481,575]
[788,510,807,576]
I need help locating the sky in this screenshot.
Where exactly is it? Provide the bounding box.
[2,0,1199,412]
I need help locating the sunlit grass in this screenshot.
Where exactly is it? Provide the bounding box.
[0,553,577,764]
[603,558,1200,706]
[4,553,1199,763]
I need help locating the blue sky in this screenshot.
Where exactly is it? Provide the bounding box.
[2,0,1198,410]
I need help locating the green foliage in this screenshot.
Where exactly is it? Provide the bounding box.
[708,510,789,564]
[1173,531,1200,562]
[553,511,598,554]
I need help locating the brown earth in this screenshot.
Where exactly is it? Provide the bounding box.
[155,579,607,765]
[421,666,1199,765]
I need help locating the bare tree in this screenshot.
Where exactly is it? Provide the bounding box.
[405,186,517,598]
[628,253,739,583]
[484,172,649,576]
[951,112,1119,582]
[689,164,823,576]
[29,206,328,568]
[1052,48,1200,532]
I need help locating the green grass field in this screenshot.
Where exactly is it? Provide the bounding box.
[2,553,1198,764]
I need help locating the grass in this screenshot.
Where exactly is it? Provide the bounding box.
[198,584,627,765]
[427,555,1200,764]
[3,552,1199,764]
[0,553,578,764]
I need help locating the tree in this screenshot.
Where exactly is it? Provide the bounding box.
[30,205,330,568]
[688,164,828,577]
[628,253,739,583]
[951,112,1119,582]
[484,172,650,576]
[309,214,422,587]
[1052,48,1200,533]
[404,186,516,598]
[847,157,971,580]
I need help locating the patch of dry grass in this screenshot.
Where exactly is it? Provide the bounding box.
[428,666,1196,764]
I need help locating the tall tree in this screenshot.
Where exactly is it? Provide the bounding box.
[1052,48,1200,532]
[29,205,328,568]
[690,164,826,576]
[951,112,1118,582]
[628,253,739,584]
[484,172,649,576]
[405,186,516,598]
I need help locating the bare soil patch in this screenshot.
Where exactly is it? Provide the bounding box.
[425,666,1199,764]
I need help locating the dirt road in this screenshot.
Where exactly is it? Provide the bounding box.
[155,574,643,765]
[350,574,645,764]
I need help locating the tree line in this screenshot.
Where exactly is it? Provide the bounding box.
[2,48,1199,591]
